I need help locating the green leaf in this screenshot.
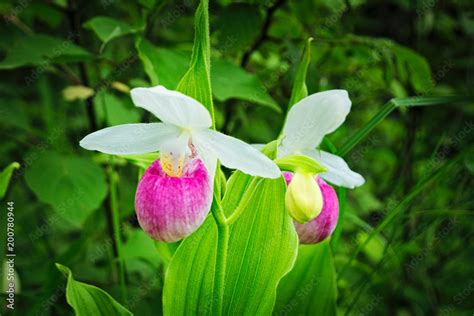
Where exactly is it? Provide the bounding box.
[163,217,217,315]
[0,162,20,199]
[84,16,137,51]
[163,172,298,315]
[212,59,280,112]
[135,40,189,88]
[94,91,141,126]
[337,96,474,157]
[275,154,327,174]
[222,174,298,314]
[392,45,433,94]
[0,34,91,70]
[274,241,337,316]
[135,38,160,86]
[56,264,132,316]
[176,0,214,122]
[289,38,313,108]
[25,152,107,227]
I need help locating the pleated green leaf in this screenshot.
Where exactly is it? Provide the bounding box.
[163,172,298,315]
[222,173,298,315]
[274,241,337,316]
[162,216,218,315]
[176,0,214,124]
[56,264,132,316]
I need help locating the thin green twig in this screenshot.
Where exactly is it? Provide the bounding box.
[211,193,229,315]
[108,162,127,303]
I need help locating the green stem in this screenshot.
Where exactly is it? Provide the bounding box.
[338,101,396,157]
[337,96,474,157]
[214,223,229,315]
[211,194,229,315]
[108,163,127,303]
[225,178,261,225]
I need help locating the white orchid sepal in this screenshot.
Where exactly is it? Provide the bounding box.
[278,89,365,189]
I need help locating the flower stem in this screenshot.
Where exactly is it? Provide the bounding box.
[214,222,229,315]
[211,194,228,315]
[108,163,127,303]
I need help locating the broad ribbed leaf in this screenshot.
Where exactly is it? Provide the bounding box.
[222,173,298,314]
[56,264,132,316]
[274,242,337,316]
[162,217,218,315]
[163,172,298,315]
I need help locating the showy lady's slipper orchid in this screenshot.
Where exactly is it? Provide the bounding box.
[284,173,339,244]
[279,90,364,243]
[80,86,280,242]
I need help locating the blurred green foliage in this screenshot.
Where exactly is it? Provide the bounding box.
[0,0,473,315]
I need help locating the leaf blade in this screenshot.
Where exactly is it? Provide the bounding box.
[56,263,133,316]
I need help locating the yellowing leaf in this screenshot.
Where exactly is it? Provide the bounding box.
[62,85,94,102]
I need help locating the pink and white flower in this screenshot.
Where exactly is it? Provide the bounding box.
[278,90,364,243]
[80,86,280,242]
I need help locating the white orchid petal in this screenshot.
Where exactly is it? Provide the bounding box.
[281,90,351,154]
[79,123,180,155]
[194,129,280,179]
[277,144,294,158]
[303,149,365,189]
[192,137,218,184]
[131,85,212,129]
